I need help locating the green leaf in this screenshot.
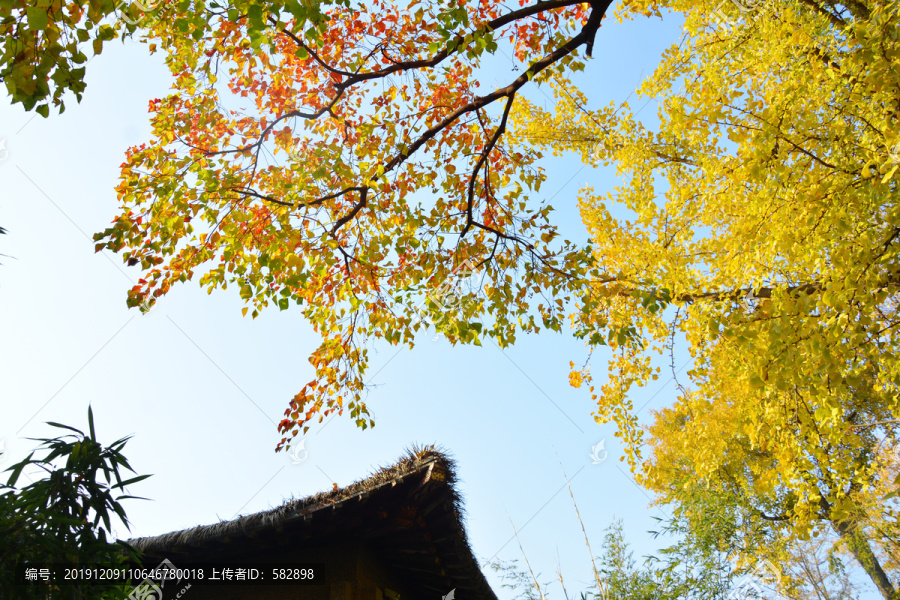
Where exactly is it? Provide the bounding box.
[111,474,152,489]
[5,451,35,487]
[88,405,96,441]
[46,421,84,435]
[25,6,48,29]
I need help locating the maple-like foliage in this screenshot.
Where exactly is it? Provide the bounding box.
[94,0,611,448]
[512,0,900,596]
[0,0,330,114]
[1,0,118,114]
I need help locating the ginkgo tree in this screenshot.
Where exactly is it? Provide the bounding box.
[510,0,900,597]
[641,360,898,598]
[93,0,612,448]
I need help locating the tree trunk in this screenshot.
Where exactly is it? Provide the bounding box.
[831,517,898,600]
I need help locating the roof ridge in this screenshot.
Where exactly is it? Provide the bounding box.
[128,444,452,550]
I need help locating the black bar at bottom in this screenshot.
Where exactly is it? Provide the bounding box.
[14,563,326,586]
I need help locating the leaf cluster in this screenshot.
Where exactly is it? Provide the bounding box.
[89,0,602,447]
[0,407,150,599]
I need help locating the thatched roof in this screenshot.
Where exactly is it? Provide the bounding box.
[129,445,498,600]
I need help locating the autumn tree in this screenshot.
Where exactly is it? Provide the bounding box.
[0,0,335,115]
[650,477,864,599]
[2,0,154,114]
[509,0,900,597]
[643,383,889,598]
[93,0,611,447]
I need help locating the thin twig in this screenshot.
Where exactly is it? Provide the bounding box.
[554,449,608,600]
[505,510,548,600]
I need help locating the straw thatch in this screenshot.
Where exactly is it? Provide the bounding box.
[129,444,498,600]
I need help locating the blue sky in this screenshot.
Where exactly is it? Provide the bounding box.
[0,4,878,599]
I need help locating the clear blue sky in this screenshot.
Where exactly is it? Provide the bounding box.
[0,4,878,599]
